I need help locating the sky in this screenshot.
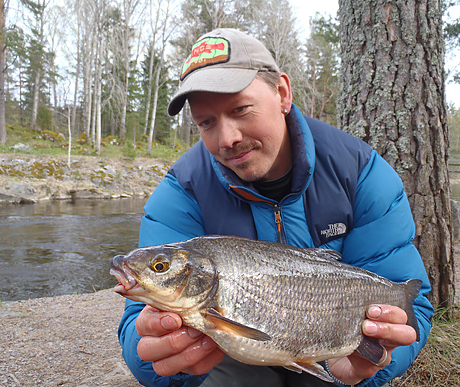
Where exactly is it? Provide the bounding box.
[288,0,460,108]
[289,0,339,39]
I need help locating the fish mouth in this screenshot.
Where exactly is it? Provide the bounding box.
[110,255,142,295]
[110,255,173,308]
[110,267,139,293]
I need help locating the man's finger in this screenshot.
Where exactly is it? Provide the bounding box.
[366,305,408,324]
[153,336,223,376]
[362,320,417,346]
[181,348,226,375]
[138,327,203,362]
[136,305,183,337]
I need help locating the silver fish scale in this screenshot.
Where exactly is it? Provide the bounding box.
[188,237,409,362]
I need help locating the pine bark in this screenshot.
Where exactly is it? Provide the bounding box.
[338,0,454,308]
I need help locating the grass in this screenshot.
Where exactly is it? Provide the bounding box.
[0,123,187,163]
[391,306,460,387]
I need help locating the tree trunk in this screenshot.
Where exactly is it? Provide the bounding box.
[143,40,155,136]
[119,28,129,146]
[31,0,47,128]
[147,0,172,154]
[72,4,82,134]
[31,69,41,127]
[51,57,58,124]
[120,67,128,145]
[147,53,164,154]
[338,0,454,308]
[95,38,103,155]
[84,30,95,145]
[182,104,191,147]
[0,0,6,145]
[82,2,96,145]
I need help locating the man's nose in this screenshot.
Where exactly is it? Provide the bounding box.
[218,118,243,148]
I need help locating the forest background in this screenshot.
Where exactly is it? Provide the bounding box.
[2,0,459,156]
[1,2,460,384]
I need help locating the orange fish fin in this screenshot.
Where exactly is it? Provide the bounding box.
[289,361,334,383]
[203,308,271,342]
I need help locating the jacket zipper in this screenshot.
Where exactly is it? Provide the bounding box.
[228,185,288,244]
[273,204,286,244]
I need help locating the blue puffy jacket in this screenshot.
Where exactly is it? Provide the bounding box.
[118,104,433,387]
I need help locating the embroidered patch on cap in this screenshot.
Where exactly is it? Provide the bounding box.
[181,37,230,81]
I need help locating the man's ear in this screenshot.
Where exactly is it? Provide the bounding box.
[278,73,293,113]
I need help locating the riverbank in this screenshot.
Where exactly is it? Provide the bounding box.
[0,289,140,387]
[0,153,171,204]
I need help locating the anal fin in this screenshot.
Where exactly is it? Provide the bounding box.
[287,361,334,383]
[203,308,271,342]
[357,336,385,365]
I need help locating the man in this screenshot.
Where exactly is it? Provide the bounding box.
[118,28,433,387]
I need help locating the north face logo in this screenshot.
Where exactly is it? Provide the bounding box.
[320,223,347,238]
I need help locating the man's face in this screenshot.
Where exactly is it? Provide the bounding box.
[188,76,292,182]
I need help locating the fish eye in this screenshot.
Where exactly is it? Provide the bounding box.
[150,257,170,273]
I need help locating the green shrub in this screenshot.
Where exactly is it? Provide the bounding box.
[37,105,54,131]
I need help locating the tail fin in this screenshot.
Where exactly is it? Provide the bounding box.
[404,278,422,342]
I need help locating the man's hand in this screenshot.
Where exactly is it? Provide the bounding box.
[328,304,417,385]
[136,305,225,376]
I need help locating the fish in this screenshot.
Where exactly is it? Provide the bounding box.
[110,235,422,383]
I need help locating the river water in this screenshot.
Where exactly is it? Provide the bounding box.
[0,198,146,302]
[2,185,460,303]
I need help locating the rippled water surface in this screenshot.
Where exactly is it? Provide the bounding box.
[0,198,146,301]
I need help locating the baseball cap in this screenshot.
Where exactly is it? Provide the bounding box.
[168,28,280,116]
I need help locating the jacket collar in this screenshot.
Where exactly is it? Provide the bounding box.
[210,103,315,203]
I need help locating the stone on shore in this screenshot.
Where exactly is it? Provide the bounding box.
[0,154,170,205]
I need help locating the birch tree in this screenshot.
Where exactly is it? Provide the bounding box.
[47,5,64,123]
[338,0,453,308]
[80,0,97,144]
[249,0,300,73]
[301,14,340,125]
[146,0,174,154]
[117,0,143,145]
[92,0,111,154]
[0,0,8,144]
[69,0,83,134]
[142,0,161,137]
[21,0,51,127]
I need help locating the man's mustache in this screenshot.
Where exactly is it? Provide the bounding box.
[219,141,261,159]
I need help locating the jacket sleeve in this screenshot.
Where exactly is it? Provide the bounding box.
[117,173,209,387]
[341,150,433,387]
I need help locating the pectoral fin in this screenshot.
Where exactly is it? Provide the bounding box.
[286,361,334,383]
[203,308,271,342]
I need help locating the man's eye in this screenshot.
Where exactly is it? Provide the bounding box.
[234,106,247,113]
[199,119,212,128]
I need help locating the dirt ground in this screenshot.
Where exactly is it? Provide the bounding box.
[0,289,141,387]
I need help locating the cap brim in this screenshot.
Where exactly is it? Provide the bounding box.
[168,67,259,116]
